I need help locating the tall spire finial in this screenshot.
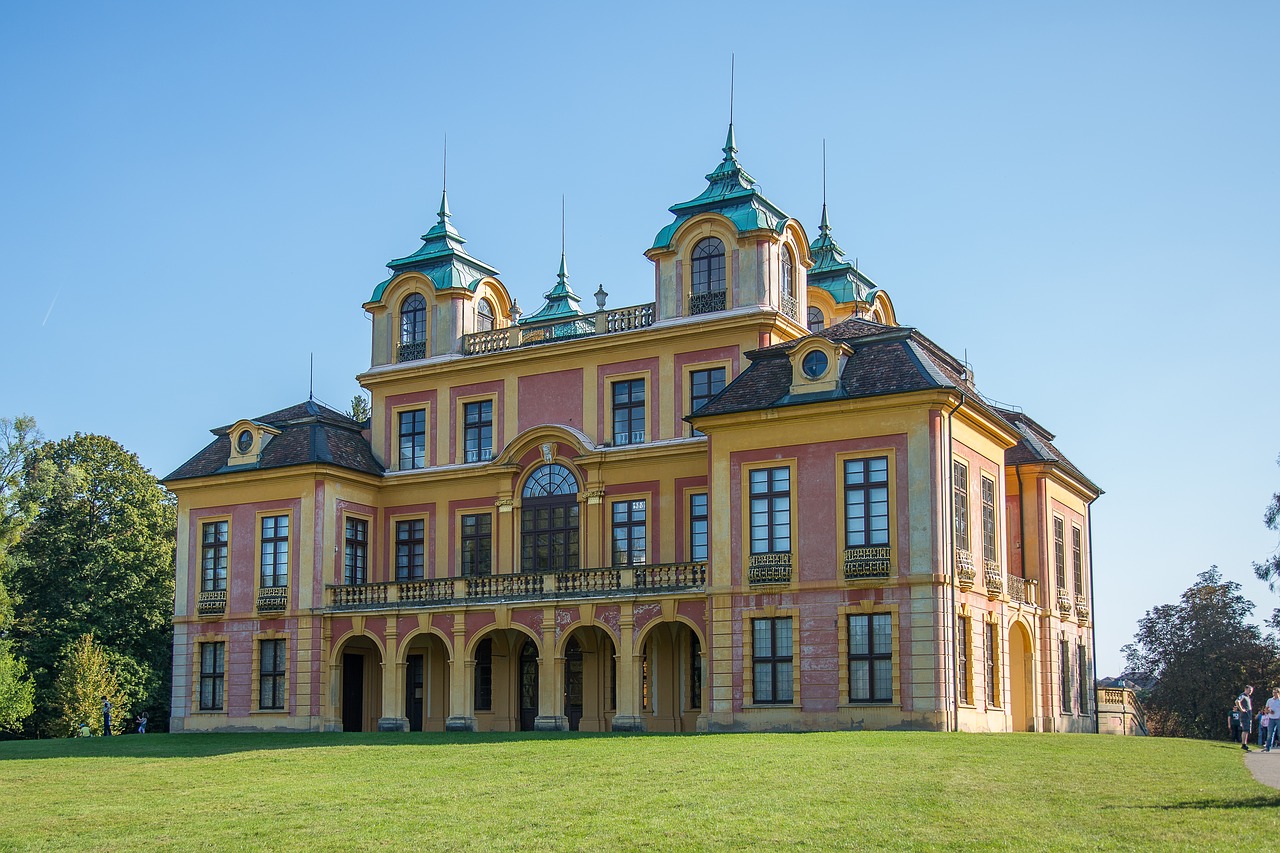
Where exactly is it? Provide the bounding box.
[730,53,735,126]
[558,195,569,283]
[820,139,830,233]
[437,133,451,223]
[722,54,738,162]
[443,132,447,192]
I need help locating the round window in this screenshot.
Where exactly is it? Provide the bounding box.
[236,429,254,453]
[802,350,829,379]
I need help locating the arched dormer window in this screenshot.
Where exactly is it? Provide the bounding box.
[690,237,726,315]
[476,298,495,333]
[399,294,427,362]
[521,463,580,572]
[808,306,825,333]
[780,246,798,321]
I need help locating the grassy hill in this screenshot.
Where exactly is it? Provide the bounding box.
[0,731,1274,850]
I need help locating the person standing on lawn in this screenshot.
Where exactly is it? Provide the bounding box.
[1238,685,1254,751]
[102,697,112,737]
[1266,687,1280,752]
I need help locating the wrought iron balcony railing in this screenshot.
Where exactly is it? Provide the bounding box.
[780,294,799,321]
[983,559,1003,599]
[1056,588,1074,617]
[256,586,288,613]
[325,561,707,611]
[1007,575,1037,607]
[461,303,656,356]
[844,547,891,581]
[689,290,726,315]
[197,589,227,617]
[747,552,792,586]
[1074,593,1090,622]
[397,340,427,362]
[955,549,976,590]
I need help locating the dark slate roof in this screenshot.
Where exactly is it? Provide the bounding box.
[692,317,969,417]
[994,408,1102,495]
[165,400,383,481]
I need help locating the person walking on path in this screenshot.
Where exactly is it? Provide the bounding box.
[1266,688,1280,752]
[102,697,112,737]
[135,711,148,735]
[1238,685,1254,751]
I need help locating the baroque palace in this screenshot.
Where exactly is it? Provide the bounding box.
[165,125,1100,734]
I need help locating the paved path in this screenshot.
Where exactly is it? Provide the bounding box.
[1244,749,1280,789]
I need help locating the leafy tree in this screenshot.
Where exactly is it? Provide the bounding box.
[347,393,370,423]
[0,649,34,730]
[1253,453,1280,591]
[1123,567,1278,739]
[0,415,43,732]
[52,634,128,736]
[9,433,175,736]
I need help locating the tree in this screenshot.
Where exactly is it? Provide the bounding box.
[0,649,34,731]
[1253,453,1280,591]
[347,393,370,423]
[52,634,128,736]
[9,433,175,736]
[1123,567,1278,739]
[0,415,43,732]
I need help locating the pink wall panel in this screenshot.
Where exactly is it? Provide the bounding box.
[518,369,583,434]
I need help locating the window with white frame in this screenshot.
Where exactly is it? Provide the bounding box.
[399,409,426,470]
[749,468,791,555]
[752,617,793,704]
[848,613,893,703]
[260,515,289,588]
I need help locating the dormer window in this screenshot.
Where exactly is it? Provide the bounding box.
[235,429,254,454]
[690,238,726,314]
[788,340,845,397]
[808,306,825,333]
[226,420,279,467]
[476,298,495,333]
[399,294,427,362]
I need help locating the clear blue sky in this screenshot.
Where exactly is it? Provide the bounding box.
[2,1,1277,676]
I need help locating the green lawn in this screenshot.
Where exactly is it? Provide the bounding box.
[0,731,1274,851]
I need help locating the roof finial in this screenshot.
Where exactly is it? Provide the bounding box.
[558,195,568,283]
[820,139,830,233]
[730,53,735,126]
[723,54,738,162]
[437,134,451,223]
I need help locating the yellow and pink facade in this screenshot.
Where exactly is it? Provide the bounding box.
[165,126,1100,734]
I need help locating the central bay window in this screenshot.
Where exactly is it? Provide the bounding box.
[344,518,367,585]
[201,521,228,592]
[464,400,493,462]
[981,475,997,564]
[396,519,425,580]
[952,460,970,552]
[752,617,793,704]
[259,638,286,710]
[749,467,791,555]
[199,642,225,711]
[260,515,289,588]
[690,237,726,314]
[399,409,426,470]
[612,379,645,445]
[520,464,579,572]
[461,513,492,576]
[1053,516,1066,590]
[845,457,889,549]
[848,613,893,703]
[611,500,647,566]
[689,493,709,562]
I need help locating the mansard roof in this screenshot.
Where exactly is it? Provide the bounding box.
[165,401,382,481]
[996,408,1102,495]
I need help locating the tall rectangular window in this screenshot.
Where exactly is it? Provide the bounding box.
[1077,645,1090,714]
[611,500,647,567]
[985,623,998,706]
[1060,639,1073,713]
[749,467,791,555]
[201,521,228,592]
[845,457,889,548]
[752,617,793,704]
[981,475,997,564]
[461,513,492,577]
[1053,517,1066,590]
[952,461,970,552]
[259,639,286,710]
[396,519,425,580]
[474,639,493,711]
[260,515,289,588]
[398,409,426,470]
[848,613,893,703]
[1072,525,1084,594]
[689,367,726,435]
[689,493,709,562]
[344,518,368,585]
[463,400,493,463]
[612,379,646,446]
[199,642,225,711]
[958,615,971,705]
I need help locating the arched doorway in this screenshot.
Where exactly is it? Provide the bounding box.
[471,629,540,733]
[402,632,450,732]
[336,635,383,733]
[520,463,579,572]
[1008,621,1034,732]
[639,621,704,732]
[562,626,617,732]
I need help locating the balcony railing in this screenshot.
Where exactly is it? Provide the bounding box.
[197,589,227,617]
[844,547,891,581]
[983,559,1003,599]
[955,549,976,590]
[613,430,645,447]
[256,586,288,613]
[1075,593,1090,623]
[780,294,799,321]
[689,290,726,315]
[397,340,427,362]
[747,552,792,586]
[461,303,656,355]
[1007,575,1037,607]
[1056,588,1074,617]
[325,561,707,611]
[464,448,494,463]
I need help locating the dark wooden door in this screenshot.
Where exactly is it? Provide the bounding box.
[519,642,538,731]
[342,653,364,732]
[406,654,424,732]
[565,638,583,731]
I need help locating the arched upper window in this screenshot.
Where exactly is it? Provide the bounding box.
[781,246,794,298]
[690,237,726,315]
[522,463,579,498]
[808,306,825,333]
[400,294,427,344]
[476,298,495,333]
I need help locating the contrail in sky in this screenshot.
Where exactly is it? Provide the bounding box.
[42,289,60,327]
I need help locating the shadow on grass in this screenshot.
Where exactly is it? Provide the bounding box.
[1127,795,1280,810]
